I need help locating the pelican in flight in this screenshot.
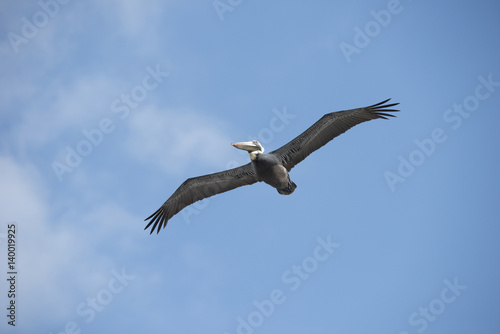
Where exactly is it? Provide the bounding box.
[145,99,399,234]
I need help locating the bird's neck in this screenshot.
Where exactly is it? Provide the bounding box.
[249,150,263,161]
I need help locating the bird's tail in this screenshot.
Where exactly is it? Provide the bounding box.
[277,180,297,195]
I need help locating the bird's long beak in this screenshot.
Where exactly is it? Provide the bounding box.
[231,141,260,152]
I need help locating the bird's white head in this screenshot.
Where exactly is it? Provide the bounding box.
[231,140,264,160]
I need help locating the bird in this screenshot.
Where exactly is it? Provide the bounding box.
[144,99,399,234]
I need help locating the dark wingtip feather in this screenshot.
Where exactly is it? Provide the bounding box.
[369,99,400,119]
[144,207,165,235]
[144,211,156,221]
[375,112,397,119]
[144,219,154,229]
[370,98,392,107]
[369,98,399,107]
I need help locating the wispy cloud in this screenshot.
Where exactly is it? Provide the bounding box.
[100,0,166,37]
[0,155,142,332]
[91,0,171,57]
[125,106,235,174]
[13,75,123,153]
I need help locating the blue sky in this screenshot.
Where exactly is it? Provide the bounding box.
[1,0,500,333]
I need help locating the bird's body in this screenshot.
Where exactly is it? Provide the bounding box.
[249,149,296,194]
[145,99,399,234]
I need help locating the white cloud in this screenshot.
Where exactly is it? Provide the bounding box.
[103,0,165,37]
[13,75,123,153]
[0,160,46,221]
[0,2,243,331]
[0,156,143,332]
[92,0,170,57]
[125,106,236,174]
[0,156,75,327]
[1,1,175,157]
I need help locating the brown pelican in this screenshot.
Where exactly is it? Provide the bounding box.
[145,99,399,234]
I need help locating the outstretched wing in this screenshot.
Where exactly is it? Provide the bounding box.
[145,163,258,234]
[269,99,399,171]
